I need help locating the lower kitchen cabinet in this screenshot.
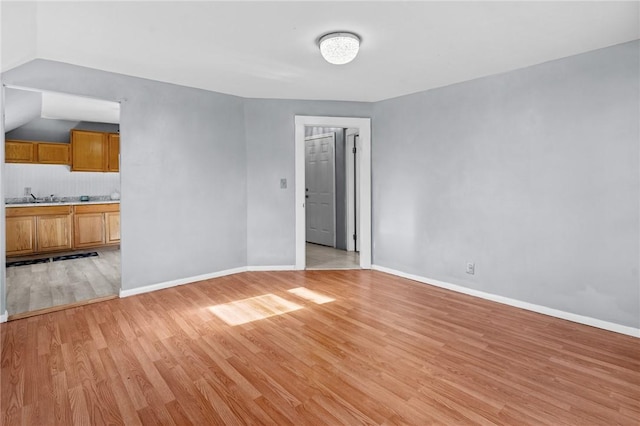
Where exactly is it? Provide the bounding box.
[6,216,36,256]
[105,212,121,244]
[6,203,120,256]
[36,214,72,252]
[73,213,105,248]
[73,203,120,249]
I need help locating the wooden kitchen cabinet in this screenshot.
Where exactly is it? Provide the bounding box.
[37,143,70,165]
[107,134,120,172]
[5,204,119,256]
[70,130,119,172]
[74,213,105,248]
[73,203,120,248]
[5,141,36,163]
[71,130,107,171]
[37,215,72,252]
[6,205,72,256]
[5,140,70,165]
[6,216,36,256]
[105,212,121,244]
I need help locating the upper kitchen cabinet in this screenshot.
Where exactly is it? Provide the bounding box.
[5,141,36,163]
[5,140,70,165]
[107,133,120,172]
[36,142,70,165]
[71,129,106,171]
[70,129,119,172]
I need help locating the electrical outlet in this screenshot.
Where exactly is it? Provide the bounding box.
[280,178,287,189]
[24,187,31,196]
[466,262,475,275]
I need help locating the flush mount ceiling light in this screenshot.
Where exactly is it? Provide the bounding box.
[319,32,361,65]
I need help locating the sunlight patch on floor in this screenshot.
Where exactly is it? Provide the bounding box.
[287,287,335,304]
[209,294,303,326]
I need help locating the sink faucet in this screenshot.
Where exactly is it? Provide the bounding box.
[30,193,37,201]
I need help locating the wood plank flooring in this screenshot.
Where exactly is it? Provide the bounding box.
[1,270,639,425]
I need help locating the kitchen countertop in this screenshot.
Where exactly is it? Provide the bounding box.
[6,200,120,208]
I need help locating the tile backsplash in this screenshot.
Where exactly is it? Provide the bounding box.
[4,164,120,199]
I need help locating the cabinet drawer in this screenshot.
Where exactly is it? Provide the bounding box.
[6,206,72,217]
[74,203,120,214]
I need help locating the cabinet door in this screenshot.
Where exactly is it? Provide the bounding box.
[71,130,106,172]
[37,143,70,165]
[6,216,36,256]
[37,215,72,252]
[107,134,120,172]
[74,213,105,248]
[5,141,35,163]
[105,212,120,244]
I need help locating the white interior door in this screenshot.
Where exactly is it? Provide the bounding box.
[305,133,335,247]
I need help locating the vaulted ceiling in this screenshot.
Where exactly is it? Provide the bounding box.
[2,1,639,102]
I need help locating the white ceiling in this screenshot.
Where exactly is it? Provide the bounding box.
[3,1,639,102]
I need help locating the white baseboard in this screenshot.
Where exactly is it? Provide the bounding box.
[119,267,247,298]
[118,265,296,299]
[0,310,7,323]
[372,265,640,338]
[247,265,296,271]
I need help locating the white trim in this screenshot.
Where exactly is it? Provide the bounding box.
[0,310,8,323]
[295,116,371,270]
[119,267,247,298]
[372,264,640,338]
[247,265,296,271]
[345,133,357,252]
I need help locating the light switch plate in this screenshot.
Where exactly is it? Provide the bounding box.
[280,178,287,189]
[466,262,475,275]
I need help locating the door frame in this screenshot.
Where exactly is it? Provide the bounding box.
[304,132,337,247]
[294,116,371,270]
[1,84,122,322]
[345,130,359,252]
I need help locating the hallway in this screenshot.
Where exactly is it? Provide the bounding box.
[305,243,359,270]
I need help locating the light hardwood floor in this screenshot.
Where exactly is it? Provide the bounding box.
[1,270,638,425]
[306,243,359,269]
[6,249,120,317]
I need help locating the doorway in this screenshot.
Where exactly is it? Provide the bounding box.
[295,116,372,270]
[2,85,122,320]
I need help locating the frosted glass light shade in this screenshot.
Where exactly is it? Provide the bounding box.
[319,32,360,65]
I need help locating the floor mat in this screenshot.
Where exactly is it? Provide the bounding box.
[7,252,99,267]
[6,258,51,268]
[52,252,99,262]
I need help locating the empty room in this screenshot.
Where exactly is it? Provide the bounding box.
[1,1,638,425]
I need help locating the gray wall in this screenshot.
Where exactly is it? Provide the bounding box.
[372,40,639,328]
[2,42,637,331]
[7,117,119,142]
[305,126,347,250]
[244,99,372,266]
[1,60,248,307]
